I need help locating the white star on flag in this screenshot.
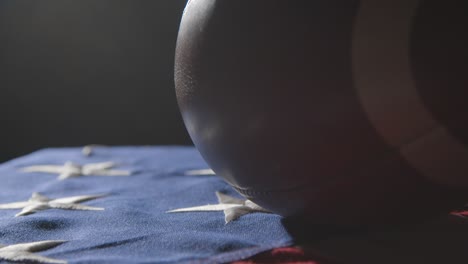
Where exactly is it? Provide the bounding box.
[21,161,131,180]
[184,169,216,176]
[0,240,67,264]
[82,145,97,157]
[0,192,106,217]
[168,192,271,223]
[82,145,108,157]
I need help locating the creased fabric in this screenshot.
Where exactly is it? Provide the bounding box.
[0,146,293,263]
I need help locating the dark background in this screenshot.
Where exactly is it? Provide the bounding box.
[0,0,192,162]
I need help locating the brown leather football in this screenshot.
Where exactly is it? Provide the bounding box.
[175,0,468,227]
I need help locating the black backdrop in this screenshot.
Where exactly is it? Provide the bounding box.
[0,0,192,162]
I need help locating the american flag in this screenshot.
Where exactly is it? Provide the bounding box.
[3,146,468,264]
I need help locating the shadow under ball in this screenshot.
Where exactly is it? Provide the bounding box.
[175,0,468,228]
